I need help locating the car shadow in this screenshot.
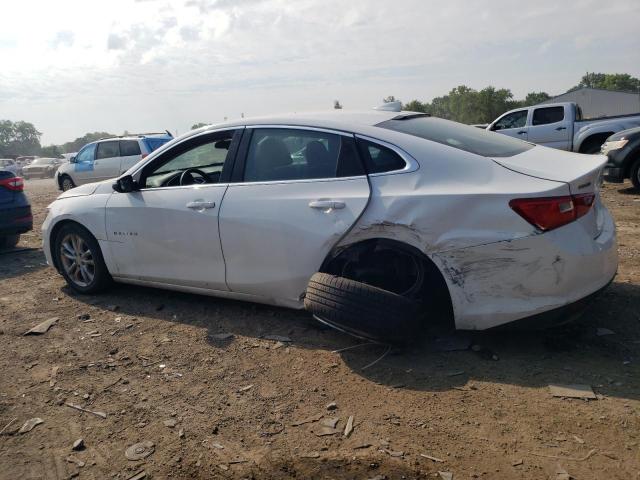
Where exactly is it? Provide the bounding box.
[617,186,639,195]
[0,248,47,280]
[65,279,639,401]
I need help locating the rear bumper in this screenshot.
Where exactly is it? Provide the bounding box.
[432,205,618,330]
[0,205,33,235]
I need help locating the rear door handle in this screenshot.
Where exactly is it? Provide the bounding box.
[517,131,527,135]
[309,200,345,210]
[186,201,216,210]
[555,126,567,131]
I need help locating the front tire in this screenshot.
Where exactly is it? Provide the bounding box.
[630,159,640,190]
[53,223,112,293]
[60,175,75,191]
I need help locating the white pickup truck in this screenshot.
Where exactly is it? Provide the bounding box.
[487,102,640,153]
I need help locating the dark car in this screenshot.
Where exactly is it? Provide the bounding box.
[602,127,640,188]
[22,157,63,179]
[0,171,32,248]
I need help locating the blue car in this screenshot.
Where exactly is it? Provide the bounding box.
[0,171,32,249]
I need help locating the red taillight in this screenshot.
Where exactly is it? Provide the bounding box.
[509,193,596,232]
[0,176,24,191]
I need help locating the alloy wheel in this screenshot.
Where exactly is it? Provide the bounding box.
[59,233,95,287]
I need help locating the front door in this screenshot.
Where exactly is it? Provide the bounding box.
[105,129,241,289]
[219,126,370,305]
[491,109,529,141]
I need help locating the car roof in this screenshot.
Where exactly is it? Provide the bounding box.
[200,110,408,133]
[95,133,172,143]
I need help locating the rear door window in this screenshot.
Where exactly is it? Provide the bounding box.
[532,106,565,125]
[243,128,363,182]
[378,116,534,157]
[120,140,141,156]
[96,141,120,159]
[355,139,406,173]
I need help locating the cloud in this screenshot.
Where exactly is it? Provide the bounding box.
[51,31,75,48]
[107,33,127,50]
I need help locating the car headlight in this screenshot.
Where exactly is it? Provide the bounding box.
[601,139,628,154]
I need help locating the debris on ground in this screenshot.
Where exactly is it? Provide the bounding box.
[163,419,177,428]
[238,384,254,392]
[65,402,107,418]
[24,317,58,335]
[49,366,59,387]
[512,458,523,466]
[572,435,585,444]
[344,415,354,437]
[72,438,85,451]
[300,452,320,458]
[528,449,597,461]
[66,455,85,467]
[126,470,147,480]
[548,384,597,399]
[438,472,453,480]
[420,453,444,463]
[76,313,90,321]
[596,327,616,336]
[178,428,185,438]
[0,418,17,435]
[125,441,155,461]
[382,449,404,457]
[264,335,292,342]
[290,413,323,426]
[18,417,43,434]
[315,417,340,436]
[556,465,571,480]
[326,401,338,411]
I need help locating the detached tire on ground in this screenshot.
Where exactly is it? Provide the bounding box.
[304,272,420,344]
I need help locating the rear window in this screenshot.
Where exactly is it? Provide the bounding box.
[143,137,171,153]
[356,139,406,173]
[532,106,564,126]
[377,116,534,157]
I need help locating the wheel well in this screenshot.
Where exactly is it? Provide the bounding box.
[579,132,613,153]
[57,173,71,189]
[49,220,96,272]
[623,147,640,178]
[321,238,455,331]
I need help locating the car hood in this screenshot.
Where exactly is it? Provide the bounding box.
[57,179,114,199]
[493,145,606,194]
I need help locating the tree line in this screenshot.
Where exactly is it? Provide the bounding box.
[2,72,638,158]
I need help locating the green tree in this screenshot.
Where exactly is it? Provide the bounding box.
[40,145,62,157]
[382,95,398,103]
[0,120,42,156]
[403,100,428,112]
[61,132,114,153]
[191,122,208,129]
[524,91,552,105]
[570,72,640,92]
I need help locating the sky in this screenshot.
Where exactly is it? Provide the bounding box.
[1,0,639,146]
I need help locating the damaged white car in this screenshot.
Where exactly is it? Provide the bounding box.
[42,108,617,342]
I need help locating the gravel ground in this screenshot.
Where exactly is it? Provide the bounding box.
[0,177,638,479]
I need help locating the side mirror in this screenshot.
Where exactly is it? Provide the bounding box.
[113,175,137,193]
[490,124,500,131]
[70,156,77,163]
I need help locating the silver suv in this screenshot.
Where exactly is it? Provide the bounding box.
[56,133,173,191]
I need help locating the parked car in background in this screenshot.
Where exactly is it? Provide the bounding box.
[56,133,173,191]
[21,157,64,179]
[42,109,616,342]
[0,171,32,249]
[0,159,19,176]
[601,126,640,188]
[487,102,640,153]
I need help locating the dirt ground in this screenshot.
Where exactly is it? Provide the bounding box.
[0,177,638,480]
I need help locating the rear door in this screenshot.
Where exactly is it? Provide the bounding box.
[490,109,529,140]
[118,140,143,174]
[218,126,370,305]
[527,106,571,150]
[94,141,121,181]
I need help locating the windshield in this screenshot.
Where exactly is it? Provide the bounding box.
[377,116,534,157]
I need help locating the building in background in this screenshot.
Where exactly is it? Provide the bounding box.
[538,87,640,118]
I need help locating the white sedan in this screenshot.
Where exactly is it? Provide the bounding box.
[42,108,617,340]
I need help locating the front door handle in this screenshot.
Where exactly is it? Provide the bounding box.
[517,131,527,135]
[555,126,567,131]
[186,201,216,210]
[309,200,345,210]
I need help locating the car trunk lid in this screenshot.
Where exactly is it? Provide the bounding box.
[494,146,606,237]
